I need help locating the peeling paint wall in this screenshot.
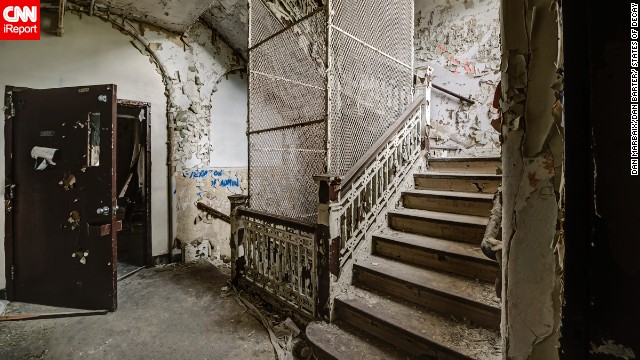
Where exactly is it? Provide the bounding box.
[68,5,247,260]
[176,168,247,260]
[202,0,249,61]
[499,0,565,358]
[94,0,215,33]
[414,0,501,157]
[0,8,247,289]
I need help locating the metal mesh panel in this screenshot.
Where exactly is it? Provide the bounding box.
[327,29,413,174]
[249,72,325,132]
[248,0,414,219]
[331,0,413,66]
[250,0,284,46]
[249,11,326,132]
[249,122,326,222]
[249,8,327,220]
[250,12,325,88]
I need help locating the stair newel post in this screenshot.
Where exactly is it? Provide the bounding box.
[314,174,343,320]
[415,66,433,161]
[228,194,249,284]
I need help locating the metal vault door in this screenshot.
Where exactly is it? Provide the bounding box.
[4,85,118,311]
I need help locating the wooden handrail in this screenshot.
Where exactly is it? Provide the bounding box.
[237,207,317,233]
[197,202,231,224]
[340,97,425,194]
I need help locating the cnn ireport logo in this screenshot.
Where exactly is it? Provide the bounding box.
[1,0,40,40]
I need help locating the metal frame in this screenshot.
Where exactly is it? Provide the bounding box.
[116,99,153,268]
[247,0,414,221]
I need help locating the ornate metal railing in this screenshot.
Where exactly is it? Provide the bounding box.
[230,78,431,319]
[228,196,318,317]
[315,94,428,279]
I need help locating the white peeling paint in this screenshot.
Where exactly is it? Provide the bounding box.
[414,0,501,157]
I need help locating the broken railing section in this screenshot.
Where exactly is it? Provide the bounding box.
[314,96,427,282]
[229,195,318,317]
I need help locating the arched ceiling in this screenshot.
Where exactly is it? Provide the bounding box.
[92,0,248,60]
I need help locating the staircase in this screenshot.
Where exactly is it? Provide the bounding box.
[306,157,503,360]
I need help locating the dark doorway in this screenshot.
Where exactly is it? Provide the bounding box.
[115,100,152,279]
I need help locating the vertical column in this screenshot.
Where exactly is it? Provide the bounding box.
[313,174,342,319]
[228,194,249,282]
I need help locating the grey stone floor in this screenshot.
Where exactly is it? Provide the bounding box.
[0,261,276,360]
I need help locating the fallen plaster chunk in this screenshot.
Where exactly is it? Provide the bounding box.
[0,300,8,316]
[183,237,211,262]
[591,340,636,360]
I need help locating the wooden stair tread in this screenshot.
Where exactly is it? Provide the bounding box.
[374,229,495,265]
[415,172,502,179]
[403,189,494,200]
[390,208,489,227]
[306,320,405,360]
[336,289,501,360]
[356,255,499,310]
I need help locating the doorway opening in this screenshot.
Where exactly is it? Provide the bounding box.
[115,100,152,280]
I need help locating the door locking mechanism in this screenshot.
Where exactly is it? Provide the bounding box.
[96,206,110,215]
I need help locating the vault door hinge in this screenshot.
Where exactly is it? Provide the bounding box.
[10,265,15,280]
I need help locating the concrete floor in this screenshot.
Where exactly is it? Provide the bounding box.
[0,261,276,360]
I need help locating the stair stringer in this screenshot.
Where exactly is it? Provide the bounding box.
[327,153,428,321]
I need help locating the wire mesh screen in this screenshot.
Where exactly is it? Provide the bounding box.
[249,0,284,46]
[248,0,413,219]
[248,5,327,221]
[327,0,414,174]
[331,0,413,66]
[248,123,326,222]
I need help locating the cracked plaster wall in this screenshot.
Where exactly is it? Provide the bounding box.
[0,8,247,289]
[202,0,249,61]
[499,0,565,358]
[177,168,247,260]
[94,0,215,34]
[80,4,247,260]
[414,0,501,157]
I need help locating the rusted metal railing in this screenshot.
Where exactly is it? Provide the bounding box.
[229,196,318,317]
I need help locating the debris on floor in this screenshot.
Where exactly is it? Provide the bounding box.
[0,300,8,316]
[0,261,275,359]
[0,309,107,322]
[221,284,313,360]
[182,237,211,262]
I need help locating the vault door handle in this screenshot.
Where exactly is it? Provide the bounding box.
[96,206,110,215]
